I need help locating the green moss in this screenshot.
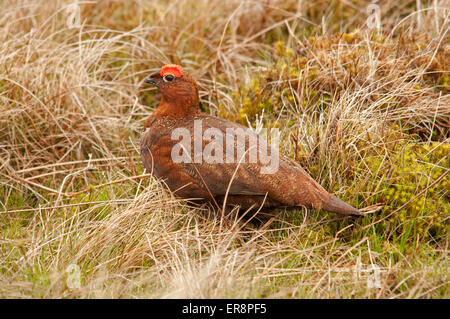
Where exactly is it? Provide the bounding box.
[367,142,449,242]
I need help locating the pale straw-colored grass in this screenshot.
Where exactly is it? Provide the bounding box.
[0,0,448,298]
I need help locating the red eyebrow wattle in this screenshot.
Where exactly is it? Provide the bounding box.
[160,64,183,77]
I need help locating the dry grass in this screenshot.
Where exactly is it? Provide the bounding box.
[0,0,449,298]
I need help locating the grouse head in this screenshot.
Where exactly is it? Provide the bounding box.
[144,64,199,116]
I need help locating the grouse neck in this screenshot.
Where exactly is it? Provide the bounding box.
[153,97,199,119]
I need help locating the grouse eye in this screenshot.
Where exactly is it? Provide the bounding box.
[163,74,175,82]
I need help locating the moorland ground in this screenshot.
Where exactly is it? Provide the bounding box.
[0,0,449,298]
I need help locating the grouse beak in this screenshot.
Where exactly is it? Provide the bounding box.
[144,77,158,86]
[144,72,160,87]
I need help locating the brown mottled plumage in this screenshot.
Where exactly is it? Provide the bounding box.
[140,66,362,216]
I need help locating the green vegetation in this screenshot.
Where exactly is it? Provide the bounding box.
[0,0,448,298]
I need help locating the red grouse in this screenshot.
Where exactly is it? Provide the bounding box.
[140,64,362,216]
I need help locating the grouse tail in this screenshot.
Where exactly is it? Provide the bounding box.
[321,196,363,216]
